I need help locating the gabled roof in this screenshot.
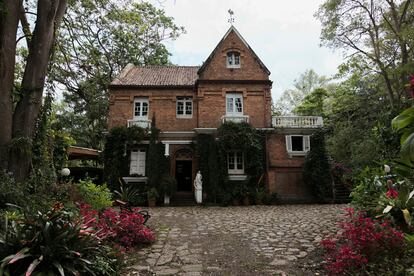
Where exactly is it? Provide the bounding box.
[198,26,271,75]
[111,65,200,87]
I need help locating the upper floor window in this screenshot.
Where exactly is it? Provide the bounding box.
[227,51,241,68]
[176,97,193,118]
[286,135,310,156]
[226,93,243,115]
[228,151,244,174]
[134,98,148,118]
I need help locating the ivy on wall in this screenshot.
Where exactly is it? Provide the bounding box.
[196,134,221,203]
[103,126,147,190]
[302,129,332,202]
[196,122,266,203]
[147,127,170,193]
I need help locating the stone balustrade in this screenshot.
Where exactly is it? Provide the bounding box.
[272,116,323,128]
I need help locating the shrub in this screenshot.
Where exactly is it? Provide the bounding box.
[0,203,118,275]
[321,208,405,275]
[303,129,333,202]
[0,171,25,208]
[76,179,113,210]
[80,204,155,249]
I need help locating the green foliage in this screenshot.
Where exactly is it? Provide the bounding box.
[393,106,414,166]
[303,130,332,202]
[158,175,177,197]
[195,122,266,203]
[51,0,185,149]
[324,74,400,172]
[114,180,143,206]
[0,172,25,208]
[76,179,113,211]
[147,126,169,195]
[217,122,265,177]
[147,188,159,200]
[103,126,147,190]
[274,69,328,114]
[316,0,414,108]
[196,134,221,202]
[294,88,328,116]
[0,205,117,275]
[350,167,386,213]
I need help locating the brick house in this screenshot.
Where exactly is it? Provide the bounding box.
[108,26,323,202]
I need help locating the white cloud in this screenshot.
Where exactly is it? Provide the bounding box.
[154,0,344,100]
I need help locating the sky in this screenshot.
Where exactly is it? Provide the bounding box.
[153,0,344,100]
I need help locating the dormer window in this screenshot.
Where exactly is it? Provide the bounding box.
[227,51,241,68]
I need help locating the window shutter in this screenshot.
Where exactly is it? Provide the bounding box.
[304,135,310,152]
[285,135,292,153]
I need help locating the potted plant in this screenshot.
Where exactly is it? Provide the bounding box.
[147,188,158,207]
[254,187,266,205]
[159,175,177,205]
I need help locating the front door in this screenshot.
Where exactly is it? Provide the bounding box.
[175,160,192,191]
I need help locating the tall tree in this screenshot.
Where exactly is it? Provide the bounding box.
[0,0,68,181]
[50,0,184,149]
[274,69,328,114]
[0,1,21,169]
[316,0,414,108]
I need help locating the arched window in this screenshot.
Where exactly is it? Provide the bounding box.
[226,51,241,68]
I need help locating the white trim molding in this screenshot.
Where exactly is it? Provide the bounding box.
[161,140,193,156]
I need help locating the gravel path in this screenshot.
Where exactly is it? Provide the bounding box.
[124,204,347,275]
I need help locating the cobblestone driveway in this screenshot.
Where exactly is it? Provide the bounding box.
[125,204,347,276]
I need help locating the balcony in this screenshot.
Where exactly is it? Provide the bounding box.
[127,118,152,129]
[272,116,323,128]
[221,114,249,124]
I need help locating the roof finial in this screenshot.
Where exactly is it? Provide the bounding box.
[228,9,235,25]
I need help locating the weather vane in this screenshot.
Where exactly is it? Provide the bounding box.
[228,9,234,25]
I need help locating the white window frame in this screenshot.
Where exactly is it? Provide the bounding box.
[176,96,193,118]
[133,98,149,119]
[227,151,244,174]
[226,52,241,68]
[226,93,243,115]
[130,149,146,176]
[285,135,310,156]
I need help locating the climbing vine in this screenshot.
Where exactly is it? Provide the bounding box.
[103,126,147,190]
[303,129,332,202]
[196,122,266,203]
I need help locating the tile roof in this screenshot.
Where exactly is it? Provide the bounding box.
[111,65,200,87]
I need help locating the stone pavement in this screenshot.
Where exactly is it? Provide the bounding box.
[124,204,347,276]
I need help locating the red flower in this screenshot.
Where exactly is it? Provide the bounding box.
[386,188,399,199]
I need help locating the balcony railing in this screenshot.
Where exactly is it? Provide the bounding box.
[127,118,152,129]
[221,114,249,124]
[272,116,323,128]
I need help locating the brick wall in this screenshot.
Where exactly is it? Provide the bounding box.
[266,133,316,202]
[197,83,272,128]
[108,88,197,131]
[198,30,269,81]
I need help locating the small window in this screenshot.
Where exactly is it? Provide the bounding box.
[286,135,310,155]
[134,98,149,118]
[176,97,192,118]
[226,93,243,115]
[228,151,244,174]
[227,52,241,68]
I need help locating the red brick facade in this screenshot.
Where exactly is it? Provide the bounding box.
[108,26,318,202]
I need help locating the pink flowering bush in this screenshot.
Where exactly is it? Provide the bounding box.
[80,204,155,249]
[321,208,405,275]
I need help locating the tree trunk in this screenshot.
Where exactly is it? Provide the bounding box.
[0,1,21,170]
[9,0,67,182]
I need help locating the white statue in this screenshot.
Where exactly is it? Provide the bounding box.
[194,171,202,204]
